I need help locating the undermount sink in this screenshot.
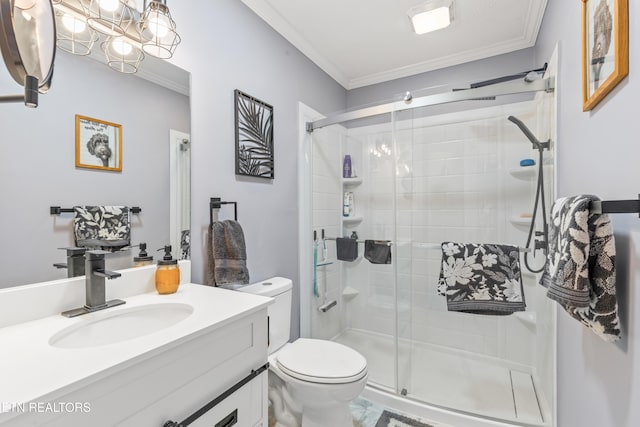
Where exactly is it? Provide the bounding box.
[49,303,194,349]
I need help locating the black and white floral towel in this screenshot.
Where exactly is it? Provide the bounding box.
[540,195,620,342]
[437,242,525,315]
[74,206,131,252]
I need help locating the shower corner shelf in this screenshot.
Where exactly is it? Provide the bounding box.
[342,286,359,300]
[508,166,537,180]
[343,177,363,187]
[509,216,532,227]
[514,311,537,328]
[342,216,363,224]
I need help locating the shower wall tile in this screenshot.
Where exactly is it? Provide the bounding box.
[329,103,543,369]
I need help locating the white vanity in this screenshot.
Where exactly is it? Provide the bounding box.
[0,261,272,427]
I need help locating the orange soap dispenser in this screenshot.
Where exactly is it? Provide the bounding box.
[155,245,180,294]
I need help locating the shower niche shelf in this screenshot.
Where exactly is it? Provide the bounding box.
[509,216,532,227]
[342,177,363,187]
[342,286,359,300]
[509,166,537,180]
[343,216,363,224]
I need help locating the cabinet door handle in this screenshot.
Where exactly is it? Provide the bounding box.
[215,409,238,427]
[162,363,268,427]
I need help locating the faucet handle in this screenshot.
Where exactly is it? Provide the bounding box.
[58,247,87,257]
[94,269,122,280]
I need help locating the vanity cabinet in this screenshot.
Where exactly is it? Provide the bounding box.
[3,305,269,427]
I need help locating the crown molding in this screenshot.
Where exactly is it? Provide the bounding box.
[241,0,548,90]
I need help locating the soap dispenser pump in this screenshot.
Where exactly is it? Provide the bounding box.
[155,245,180,294]
[133,242,154,267]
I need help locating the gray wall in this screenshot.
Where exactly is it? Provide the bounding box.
[535,2,640,427]
[0,51,189,288]
[168,0,347,339]
[347,47,537,109]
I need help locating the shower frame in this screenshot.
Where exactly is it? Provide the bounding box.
[297,71,557,426]
[306,77,554,132]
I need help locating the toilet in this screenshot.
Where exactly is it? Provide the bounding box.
[238,277,368,427]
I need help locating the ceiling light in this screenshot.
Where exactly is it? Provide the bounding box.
[82,0,134,36]
[52,0,180,73]
[55,9,98,56]
[102,36,144,73]
[137,0,180,59]
[408,0,453,35]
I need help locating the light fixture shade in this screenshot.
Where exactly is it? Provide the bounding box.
[408,0,454,35]
[102,36,144,73]
[137,0,180,59]
[82,0,134,36]
[55,9,98,56]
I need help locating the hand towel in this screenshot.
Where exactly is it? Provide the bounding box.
[364,240,392,264]
[437,242,526,315]
[74,206,130,252]
[336,237,358,262]
[540,195,620,342]
[207,220,250,286]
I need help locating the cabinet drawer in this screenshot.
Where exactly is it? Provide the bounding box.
[189,371,266,427]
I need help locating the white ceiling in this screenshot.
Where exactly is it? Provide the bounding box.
[241,0,548,90]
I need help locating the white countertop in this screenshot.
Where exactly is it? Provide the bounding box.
[0,283,272,418]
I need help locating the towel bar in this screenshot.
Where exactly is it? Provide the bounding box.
[589,195,640,217]
[50,206,141,215]
[325,237,392,246]
[412,242,533,253]
[209,197,238,223]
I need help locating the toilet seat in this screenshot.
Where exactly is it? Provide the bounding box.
[275,338,367,384]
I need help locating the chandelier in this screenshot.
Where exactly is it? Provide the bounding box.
[52,0,180,73]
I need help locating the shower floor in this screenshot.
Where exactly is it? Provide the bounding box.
[335,328,544,426]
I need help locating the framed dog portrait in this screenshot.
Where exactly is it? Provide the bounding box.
[582,0,628,111]
[75,115,122,172]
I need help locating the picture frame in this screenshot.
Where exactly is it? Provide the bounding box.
[75,114,122,172]
[582,0,628,111]
[234,89,274,179]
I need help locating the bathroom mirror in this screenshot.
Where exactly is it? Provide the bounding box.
[0,0,56,97]
[0,48,190,289]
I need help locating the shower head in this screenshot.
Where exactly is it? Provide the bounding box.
[508,116,550,151]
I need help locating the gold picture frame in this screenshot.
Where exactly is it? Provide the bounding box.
[75,115,122,172]
[582,0,628,111]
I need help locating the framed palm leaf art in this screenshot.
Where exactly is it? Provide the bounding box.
[234,90,274,179]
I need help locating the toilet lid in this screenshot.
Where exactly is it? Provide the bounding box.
[276,339,367,384]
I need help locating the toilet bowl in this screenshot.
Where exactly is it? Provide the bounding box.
[236,278,368,427]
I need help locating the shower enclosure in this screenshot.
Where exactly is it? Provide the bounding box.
[299,61,557,427]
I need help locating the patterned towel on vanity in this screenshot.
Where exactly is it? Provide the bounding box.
[540,195,620,342]
[74,206,130,252]
[437,242,525,315]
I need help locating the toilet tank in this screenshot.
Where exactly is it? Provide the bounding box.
[236,277,292,353]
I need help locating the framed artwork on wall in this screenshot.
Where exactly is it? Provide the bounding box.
[582,0,628,111]
[234,89,274,179]
[75,115,122,172]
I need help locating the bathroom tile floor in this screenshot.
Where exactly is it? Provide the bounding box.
[268,396,441,427]
[351,396,440,427]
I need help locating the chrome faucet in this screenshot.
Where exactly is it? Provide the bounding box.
[61,250,125,318]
